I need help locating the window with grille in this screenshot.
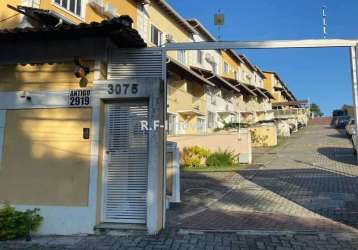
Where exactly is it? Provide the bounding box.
[54,0,82,16]
[224,62,229,73]
[151,25,163,46]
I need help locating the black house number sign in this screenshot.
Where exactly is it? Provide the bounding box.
[107,83,139,95]
[69,89,91,106]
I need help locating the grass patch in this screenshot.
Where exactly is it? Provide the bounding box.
[181,164,243,172]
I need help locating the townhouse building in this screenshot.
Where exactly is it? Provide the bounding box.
[263,71,309,134]
[263,71,296,105]
[0,0,304,236]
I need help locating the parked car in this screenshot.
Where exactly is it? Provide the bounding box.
[297,122,305,129]
[345,118,356,137]
[335,116,350,129]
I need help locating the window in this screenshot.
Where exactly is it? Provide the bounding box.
[178,50,186,64]
[224,62,229,73]
[151,25,162,46]
[208,112,216,129]
[54,0,82,16]
[197,50,203,64]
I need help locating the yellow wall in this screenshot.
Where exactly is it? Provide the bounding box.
[250,126,277,147]
[148,2,192,43]
[0,0,22,29]
[0,108,92,206]
[167,73,207,116]
[222,51,239,79]
[148,1,192,59]
[0,62,94,91]
[1,0,137,28]
[263,72,274,92]
[263,72,289,103]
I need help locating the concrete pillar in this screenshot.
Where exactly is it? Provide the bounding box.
[350,46,358,162]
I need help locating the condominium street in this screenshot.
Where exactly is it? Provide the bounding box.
[2,124,358,250]
[172,125,358,232]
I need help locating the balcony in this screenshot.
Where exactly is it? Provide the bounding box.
[274,108,309,118]
[168,85,206,116]
[213,96,236,115]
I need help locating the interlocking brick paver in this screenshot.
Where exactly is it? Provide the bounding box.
[173,126,358,233]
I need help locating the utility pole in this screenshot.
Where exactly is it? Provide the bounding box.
[214,10,224,41]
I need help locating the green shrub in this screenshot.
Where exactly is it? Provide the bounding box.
[207,150,237,167]
[181,146,210,167]
[0,203,43,241]
[224,123,249,129]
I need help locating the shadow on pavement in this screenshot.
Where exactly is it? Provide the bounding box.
[239,166,358,230]
[168,169,358,233]
[317,147,356,165]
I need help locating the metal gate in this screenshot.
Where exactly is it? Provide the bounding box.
[102,100,149,224]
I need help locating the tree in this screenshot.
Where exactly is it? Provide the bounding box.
[310,103,324,117]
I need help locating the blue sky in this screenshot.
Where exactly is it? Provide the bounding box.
[167,0,358,115]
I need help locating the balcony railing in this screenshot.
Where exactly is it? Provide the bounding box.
[274,108,309,117]
[215,96,235,113]
[168,85,206,113]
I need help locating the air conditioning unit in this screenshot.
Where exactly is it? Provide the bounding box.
[88,0,105,13]
[205,53,216,64]
[165,34,174,43]
[103,3,118,19]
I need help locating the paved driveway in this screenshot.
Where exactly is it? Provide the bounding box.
[171,125,358,233]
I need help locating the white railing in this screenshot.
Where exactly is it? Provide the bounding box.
[215,96,235,113]
[274,108,309,117]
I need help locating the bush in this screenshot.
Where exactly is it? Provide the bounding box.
[207,150,237,167]
[0,203,43,241]
[224,123,249,129]
[181,146,210,167]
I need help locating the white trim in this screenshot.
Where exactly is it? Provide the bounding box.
[100,102,108,223]
[88,95,100,230]
[0,110,5,170]
[164,39,358,51]
[52,0,86,21]
[0,91,88,109]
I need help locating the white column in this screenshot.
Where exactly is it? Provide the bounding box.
[350,46,358,162]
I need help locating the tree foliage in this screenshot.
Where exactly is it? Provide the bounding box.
[310,103,324,117]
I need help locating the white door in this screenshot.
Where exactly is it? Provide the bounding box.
[103,101,149,224]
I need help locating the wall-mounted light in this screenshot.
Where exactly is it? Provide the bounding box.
[20,91,31,101]
[74,57,90,87]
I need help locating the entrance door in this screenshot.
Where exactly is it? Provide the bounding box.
[103,101,149,224]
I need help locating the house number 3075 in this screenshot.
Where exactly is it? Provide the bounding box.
[107,83,139,95]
